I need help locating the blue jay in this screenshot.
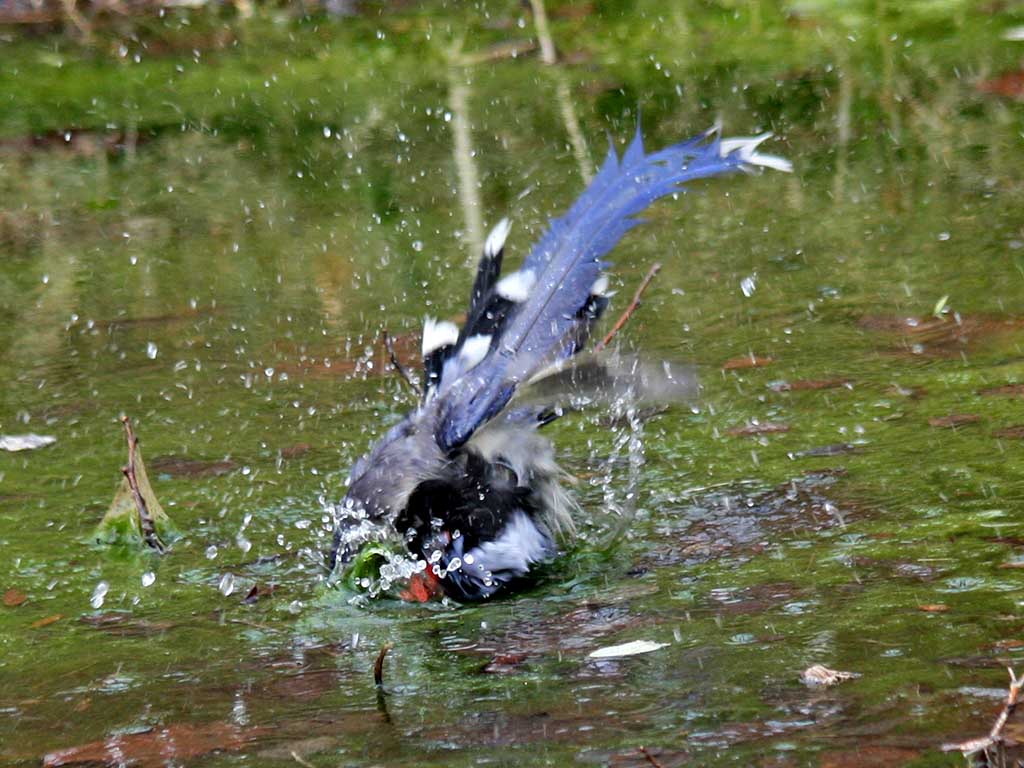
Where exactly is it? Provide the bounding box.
[328,126,790,601]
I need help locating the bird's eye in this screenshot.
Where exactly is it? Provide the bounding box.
[491,459,518,485]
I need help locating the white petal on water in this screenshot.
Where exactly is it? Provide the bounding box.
[0,434,57,452]
[588,640,669,659]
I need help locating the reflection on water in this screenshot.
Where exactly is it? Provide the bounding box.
[1,1,1024,765]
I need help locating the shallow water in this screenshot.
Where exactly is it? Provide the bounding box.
[1,1,1024,765]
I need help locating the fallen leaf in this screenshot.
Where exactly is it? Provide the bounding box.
[0,434,56,452]
[727,422,790,437]
[928,414,980,428]
[769,379,850,392]
[918,604,949,613]
[722,355,774,370]
[42,722,268,767]
[820,746,919,768]
[398,572,442,603]
[3,589,27,607]
[979,384,1024,397]
[992,639,1024,650]
[149,455,237,477]
[588,640,669,659]
[977,69,1024,99]
[483,652,528,674]
[279,444,312,459]
[801,664,860,687]
[31,614,62,628]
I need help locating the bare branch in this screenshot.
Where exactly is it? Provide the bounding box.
[594,262,662,352]
[120,416,166,554]
[638,746,665,768]
[382,330,422,396]
[943,667,1023,756]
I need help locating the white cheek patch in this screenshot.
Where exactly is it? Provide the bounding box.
[462,511,553,578]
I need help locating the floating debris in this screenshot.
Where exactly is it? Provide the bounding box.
[0,434,56,452]
[800,664,860,687]
[588,640,668,659]
[95,417,176,551]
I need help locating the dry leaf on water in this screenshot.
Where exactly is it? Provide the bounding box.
[801,664,860,687]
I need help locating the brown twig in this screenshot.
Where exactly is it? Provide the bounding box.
[373,642,394,688]
[638,746,665,768]
[942,667,1023,756]
[594,262,662,352]
[382,330,422,396]
[120,416,166,554]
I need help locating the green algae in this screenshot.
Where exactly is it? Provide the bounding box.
[1,1,1023,766]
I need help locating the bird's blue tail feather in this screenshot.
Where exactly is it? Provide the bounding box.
[425,126,790,452]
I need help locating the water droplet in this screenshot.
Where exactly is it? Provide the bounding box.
[219,573,235,596]
[323,126,332,138]
[90,581,109,609]
[141,572,156,587]
[411,240,424,252]
[146,342,158,359]
[205,545,218,560]
[740,274,757,297]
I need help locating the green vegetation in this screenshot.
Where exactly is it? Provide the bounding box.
[1,1,1023,765]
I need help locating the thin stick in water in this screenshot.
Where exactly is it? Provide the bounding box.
[382,330,421,396]
[594,262,662,352]
[374,642,394,688]
[638,746,665,768]
[942,666,1023,756]
[120,416,166,554]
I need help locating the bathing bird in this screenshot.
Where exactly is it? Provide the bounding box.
[328,126,790,601]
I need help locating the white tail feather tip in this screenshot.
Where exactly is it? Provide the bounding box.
[590,275,610,296]
[459,334,492,371]
[720,132,793,173]
[496,269,536,303]
[422,317,459,356]
[484,218,513,258]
